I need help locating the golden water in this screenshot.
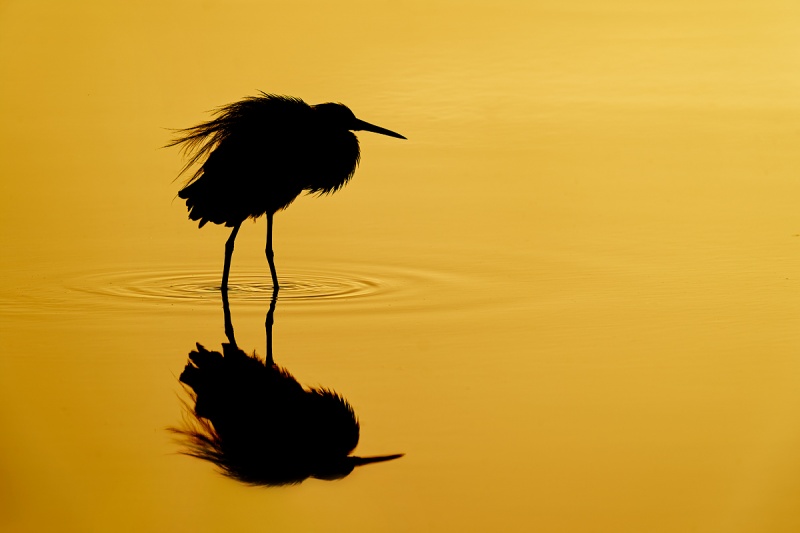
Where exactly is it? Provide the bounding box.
[2,1,800,531]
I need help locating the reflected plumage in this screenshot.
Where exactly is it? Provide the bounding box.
[169,93,405,290]
[169,289,402,486]
[173,343,402,485]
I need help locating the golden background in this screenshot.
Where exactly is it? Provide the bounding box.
[2,1,800,531]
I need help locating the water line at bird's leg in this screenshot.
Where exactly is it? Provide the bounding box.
[266,213,280,290]
[222,222,242,291]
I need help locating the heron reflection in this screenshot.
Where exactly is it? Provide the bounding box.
[170,290,402,485]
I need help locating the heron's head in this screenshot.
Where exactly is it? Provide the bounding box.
[313,102,406,139]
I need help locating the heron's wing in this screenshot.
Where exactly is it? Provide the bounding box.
[175,98,316,224]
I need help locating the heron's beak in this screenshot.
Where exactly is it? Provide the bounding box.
[351,453,404,466]
[352,119,406,139]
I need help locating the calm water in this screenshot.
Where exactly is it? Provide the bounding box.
[2,1,800,531]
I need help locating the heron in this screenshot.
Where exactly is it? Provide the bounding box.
[168,93,406,291]
[169,289,402,485]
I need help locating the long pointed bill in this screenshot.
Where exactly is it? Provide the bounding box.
[352,119,407,139]
[351,453,405,466]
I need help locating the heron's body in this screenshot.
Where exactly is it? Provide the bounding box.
[177,96,361,226]
[170,93,404,289]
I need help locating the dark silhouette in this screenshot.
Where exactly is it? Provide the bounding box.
[170,289,402,485]
[168,93,406,290]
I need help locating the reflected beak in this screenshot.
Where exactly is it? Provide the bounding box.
[352,119,407,139]
[351,453,405,466]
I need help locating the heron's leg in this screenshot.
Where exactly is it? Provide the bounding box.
[264,287,278,366]
[266,212,280,289]
[221,222,242,292]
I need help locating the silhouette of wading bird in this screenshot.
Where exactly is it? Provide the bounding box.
[169,93,406,291]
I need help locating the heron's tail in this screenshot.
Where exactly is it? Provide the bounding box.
[178,175,246,228]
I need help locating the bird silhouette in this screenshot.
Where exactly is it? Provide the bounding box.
[169,93,406,291]
[169,289,402,485]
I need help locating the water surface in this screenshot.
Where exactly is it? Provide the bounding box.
[2,1,800,531]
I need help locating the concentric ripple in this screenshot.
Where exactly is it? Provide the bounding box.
[64,262,445,311]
